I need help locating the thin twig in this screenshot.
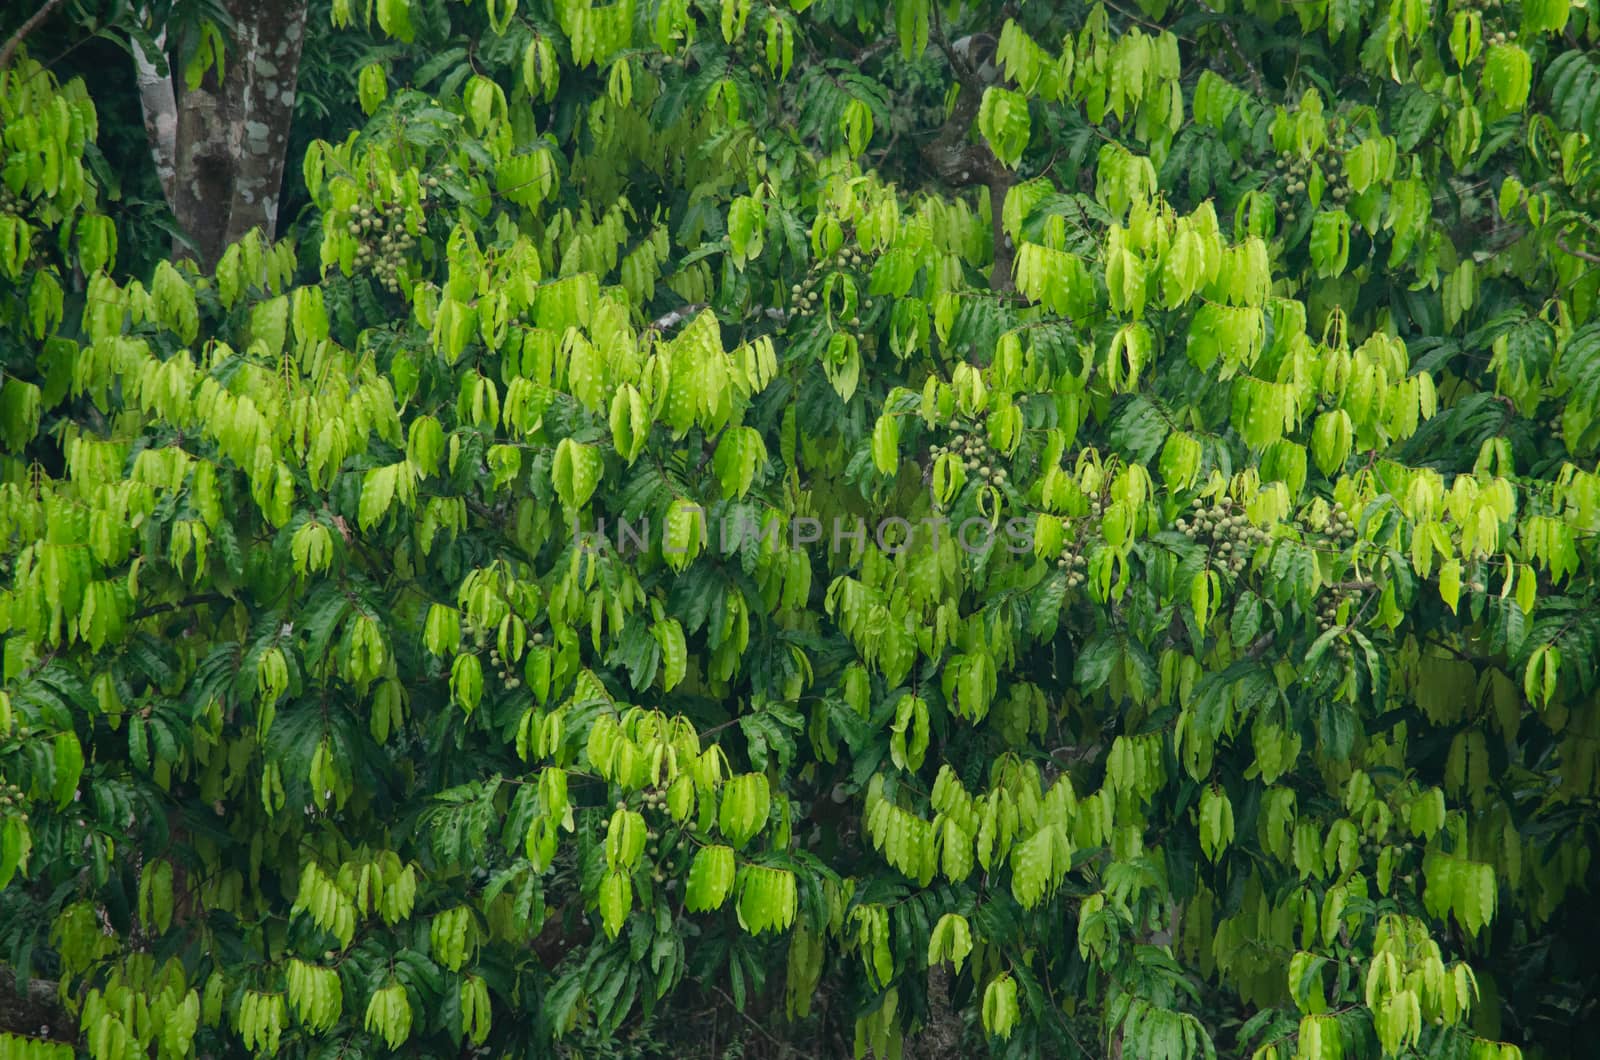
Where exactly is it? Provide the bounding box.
[708,984,790,1055]
[928,3,974,84]
[1100,0,1186,39]
[1555,230,1600,265]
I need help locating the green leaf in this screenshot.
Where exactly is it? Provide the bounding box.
[553,439,603,511]
[982,973,1020,1040]
[599,869,632,938]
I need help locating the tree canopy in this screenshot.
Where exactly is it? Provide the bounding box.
[2,0,1600,1057]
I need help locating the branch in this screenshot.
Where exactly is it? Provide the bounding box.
[1189,0,1266,97]
[820,25,896,67]
[131,591,231,622]
[651,301,794,333]
[910,964,964,1060]
[928,332,954,382]
[0,0,65,73]
[220,0,310,247]
[928,2,965,80]
[988,169,1017,294]
[855,35,897,66]
[923,12,1015,294]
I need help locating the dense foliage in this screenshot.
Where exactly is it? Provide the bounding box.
[3,0,1600,1057]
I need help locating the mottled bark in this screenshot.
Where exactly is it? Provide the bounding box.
[221,0,307,249]
[171,74,235,268]
[133,0,307,270]
[132,23,177,203]
[918,80,986,188]
[907,963,964,1059]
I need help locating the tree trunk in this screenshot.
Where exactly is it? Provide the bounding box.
[134,0,307,270]
[0,967,71,1042]
[220,0,307,251]
[918,37,1016,296]
[907,963,964,1059]
[170,69,234,268]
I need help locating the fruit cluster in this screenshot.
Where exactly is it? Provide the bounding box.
[1174,496,1268,576]
[789,281,823,316]
[349,204,423,294]
[0,779,27,823]
[1304,501,1362,659]
[1313,589,1358,660]
[635,789,678,884]
[486,644,522,690]
[1310,500,1358,543]
[1053,540,1089,588]
[347,165,447,295]
[1456,0,1517,44]
[1274,131,1356,226]
[464,618,546,691]
[930,430,1007,488]
[1314,587,1357,633]
[790,240,873,325]
[1052,495,1106,590]
[1,186,50,268]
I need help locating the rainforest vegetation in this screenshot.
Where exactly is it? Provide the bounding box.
[3,0,1600,1056]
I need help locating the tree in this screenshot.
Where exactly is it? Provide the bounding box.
[2,1,1600,1058]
